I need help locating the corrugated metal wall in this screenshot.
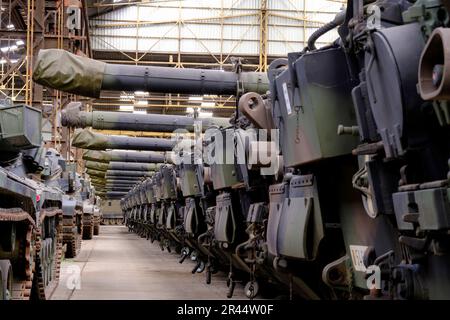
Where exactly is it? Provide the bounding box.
[90,0,343,57]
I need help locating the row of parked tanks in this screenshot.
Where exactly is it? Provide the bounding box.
[0,100,102,300]
[33,0,450,299]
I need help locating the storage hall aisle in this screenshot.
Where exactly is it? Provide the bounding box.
[51,226,246,300]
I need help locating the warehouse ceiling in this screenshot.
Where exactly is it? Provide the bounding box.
[84,0,344,120]
[87,0,193,18]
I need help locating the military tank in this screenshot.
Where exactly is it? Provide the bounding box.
[232,0,450,300]
[93,197,102,235]
[101,198,124,225]
[79,177,102,240]
[0,100,64,300]
[125,183,147,238]
[43,149,100,250]
[57,162,84,257]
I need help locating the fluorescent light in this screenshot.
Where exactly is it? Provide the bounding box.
[16,40,25,46]
[134,91,148,96]
[198,112,213,118]
[119,105,134,112]
[120,94,134,100]
[201,102,215,108]
[0,59,17,65]
[1,44,20,53]
[6,24,14,30]
[189,96,203,102]
[133,110,146,115]
[135,100,148,106]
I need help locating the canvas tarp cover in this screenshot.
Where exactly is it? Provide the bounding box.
[85,160,109,172]
[83,150,111,163]
[73,129,108,150]
[90,177,106,185]
[86,168,106,178]
[33,49,106,98]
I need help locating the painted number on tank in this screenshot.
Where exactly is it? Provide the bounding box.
[349,245,368,272]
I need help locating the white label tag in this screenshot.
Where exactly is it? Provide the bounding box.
[349,245,368,272]
[282,82,292,115]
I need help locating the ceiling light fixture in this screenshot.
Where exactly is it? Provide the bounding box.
[201,102,215,108]
[198,112,213,118]
[188,96,203,102]
[119,105,134,112]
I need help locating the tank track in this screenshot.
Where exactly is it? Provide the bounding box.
[0,208,36,300]
[82,214,94,240]
[101,217,123,225]
[93,216,100,236]
[62,211,82,258]
[32,209,63,300]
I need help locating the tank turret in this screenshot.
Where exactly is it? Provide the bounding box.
[0,101,42,152]
[84,160,109,172]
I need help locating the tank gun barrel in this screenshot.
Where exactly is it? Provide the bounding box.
[104,176,143,182]
[63,103,230,132]
[85,160,161,172]
[85,161,108,172]
[108,162,162,172]
[106,191,128,199]
[106,179,140,185]
[86,168,106,178]
[83,150,173,164]
[33,49,269,99]
[73,129,175,151]
[106,170,155,177]
[106,182,137,188]
[106,186,134,192]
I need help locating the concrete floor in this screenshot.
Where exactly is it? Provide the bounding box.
[51,226,247,300]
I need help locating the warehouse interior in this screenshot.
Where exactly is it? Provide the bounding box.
[1,0,450,303]
[1,0,342,141]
